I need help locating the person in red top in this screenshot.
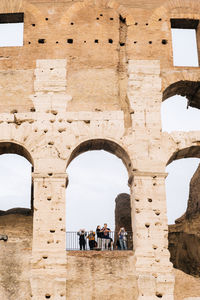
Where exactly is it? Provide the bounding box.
[101,223,111,250]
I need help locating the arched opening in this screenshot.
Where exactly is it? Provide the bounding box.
[161,95,200,132]
[66,139,133,251]
[0,142,33,298]
[166,158,200,224]
[0,142,33,213]
[166,147,200,277]
[162,81,200,132]
[163,81,200,109]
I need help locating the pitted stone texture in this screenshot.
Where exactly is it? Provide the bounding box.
[34,59,67,92]
[186,164,200,218]
[33,59,72,112]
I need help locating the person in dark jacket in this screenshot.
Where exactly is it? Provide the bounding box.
[96,225,102,249]
[77,229,87,250]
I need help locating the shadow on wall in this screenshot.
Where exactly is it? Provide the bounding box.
[168,163,200,277]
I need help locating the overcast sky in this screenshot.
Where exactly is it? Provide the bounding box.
[0,27,199,229]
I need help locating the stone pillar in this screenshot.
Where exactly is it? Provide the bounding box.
[130,171,175,300]
[115,193,133,249]
[31,172,68,300]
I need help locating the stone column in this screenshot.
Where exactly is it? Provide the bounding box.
[31,172,68,300]
[130,171,175,300]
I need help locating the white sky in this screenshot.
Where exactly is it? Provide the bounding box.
[0,26,199,229]
[0,23,23,47]
[171,29,199,67]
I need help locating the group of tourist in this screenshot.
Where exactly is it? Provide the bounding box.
[77,223,128,251]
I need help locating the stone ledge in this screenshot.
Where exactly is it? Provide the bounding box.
[66,250,134,258]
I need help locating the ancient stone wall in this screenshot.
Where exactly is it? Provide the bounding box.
[0,0,199,299]
[1,214,200,300]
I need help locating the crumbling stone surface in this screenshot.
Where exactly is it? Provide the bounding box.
[0,214,32,300]
[174,269,200,300]
[0,208,32,216]
[168,164,200,277]
[169,230,200,277]
[186,164,200,218]
[169,213,200,278]
[66,251,138,300]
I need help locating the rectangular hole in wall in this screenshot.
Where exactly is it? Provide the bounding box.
[171,19,199,67]
[0,13,24,47]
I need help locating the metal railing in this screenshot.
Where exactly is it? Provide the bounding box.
[66,231,133,251]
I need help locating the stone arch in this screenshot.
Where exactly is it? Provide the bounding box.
[66,138,133,250]
[150,0,200,25]
[0,141,33,166]
[167,146,200,166]
[67,138,133,178]
[0,0,46,26]
[60,0,134,26]
[0,140,34,211]
[0,122,44,164]
[162,80,200,109]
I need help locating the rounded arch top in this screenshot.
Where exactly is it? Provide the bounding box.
[0,141,34,166]
[162,80,200,109]
[61,0,134,26]
[0,0,46,26]
[167,146,200,166]
[67,138,133,175]
[150,0,200,25]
